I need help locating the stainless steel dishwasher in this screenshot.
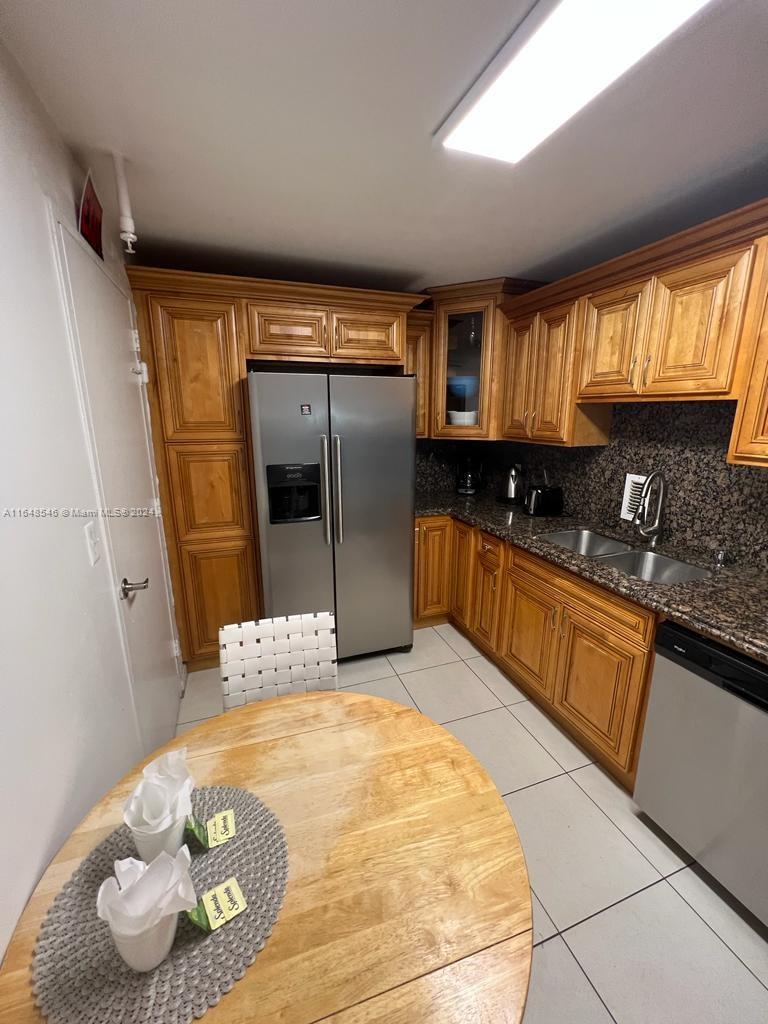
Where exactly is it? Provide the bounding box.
[635,621,768,927]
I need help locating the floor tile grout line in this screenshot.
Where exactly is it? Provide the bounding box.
[567,765,681,882]
[394,672,422,714]
[663,877,768,995]
[338,672,397,689]
[506,702,593,775]
[530,885,560,946]
[462,655,528,708]
[558,875,668,938]
[558,929,621,1024]
[500,770,567,799]
[392,655,462,677]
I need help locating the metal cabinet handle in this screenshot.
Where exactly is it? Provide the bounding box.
[551,607,557,631]
[320,434,332,546]
[531,410,538,432]
[628,355,638,388]
[491,572,497,592]
[560,609,568,639]
[641,354,652,389]
[120,577,148,600]
[523,409,528,429]
[333,434,344,544]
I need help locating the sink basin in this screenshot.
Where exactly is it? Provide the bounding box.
[540,529,633,558]
[596,550,712,584]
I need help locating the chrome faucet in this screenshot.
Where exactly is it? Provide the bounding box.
[632,471,666,549]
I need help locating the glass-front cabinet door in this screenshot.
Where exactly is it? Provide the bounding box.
[433,296,495,437]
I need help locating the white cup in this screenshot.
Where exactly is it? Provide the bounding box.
[110,912,179,973]
[130,814,187,864]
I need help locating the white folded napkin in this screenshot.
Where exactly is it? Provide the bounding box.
[96,845,197,937]
[124,748,194,837]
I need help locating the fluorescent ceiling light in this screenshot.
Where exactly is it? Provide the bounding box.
[442,0,714,164]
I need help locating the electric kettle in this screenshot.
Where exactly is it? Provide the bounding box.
[498,464,524,505]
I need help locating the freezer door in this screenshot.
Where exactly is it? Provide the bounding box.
[249,372,335,618]
[329,375,415,658]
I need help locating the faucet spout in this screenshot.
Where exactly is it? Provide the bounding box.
[632,471,666,549]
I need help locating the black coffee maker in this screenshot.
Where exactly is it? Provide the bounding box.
[456,457,482,495]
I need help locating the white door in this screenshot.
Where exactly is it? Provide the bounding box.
[56,221,181,752]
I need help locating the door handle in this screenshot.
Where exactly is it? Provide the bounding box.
[320,434,332,546]
[491,572,497,592]
[560,609,568,639]
[523,409,528,430]
[551,607,557,631]
[333,434,344,544]
[120,577,149,600]
[628,355,638,388]
[531,410,538,432]
[641,354,652,389]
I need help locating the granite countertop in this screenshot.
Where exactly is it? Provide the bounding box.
[415,490,768,667]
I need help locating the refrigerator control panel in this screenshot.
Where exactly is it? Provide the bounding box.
[266,463,322,524]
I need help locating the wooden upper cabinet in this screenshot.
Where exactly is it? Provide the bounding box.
[578,280,652,398]
[244,302,330,360]
[406,314,432,437]
[530,302,577,442]
[643,247,754,396]
[330,309,404,361]
[166,443,251,542]
[498,570,559,701]
[501,316,535,439]
[180,539,258,660]
[432,296,496,438]
[415,516,452,619]
[729,237,768,466]
[553,604,649,773]
[451,520,476,629]
[150,296,242,440]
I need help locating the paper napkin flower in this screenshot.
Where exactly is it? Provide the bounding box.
[96,845,197,937]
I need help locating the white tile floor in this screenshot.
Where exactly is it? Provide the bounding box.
[178,626,768,1022]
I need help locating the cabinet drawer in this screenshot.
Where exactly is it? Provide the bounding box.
[166,443,251,542]
[245,302,330,359]
[510,547,655,648]
[478,531,503,564]
[331,309,404,361]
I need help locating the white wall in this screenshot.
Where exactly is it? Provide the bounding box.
[0,43,145,955]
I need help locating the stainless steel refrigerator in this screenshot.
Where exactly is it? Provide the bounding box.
[248,371,415,659]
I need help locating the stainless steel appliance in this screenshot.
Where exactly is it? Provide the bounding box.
[248,371,415,659]
[498,464,524,505]
[635,621,768,926]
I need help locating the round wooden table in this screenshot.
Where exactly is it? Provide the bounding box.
[0,692,532,1023]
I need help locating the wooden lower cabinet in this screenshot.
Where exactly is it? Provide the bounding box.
[451,521,476,628]
[498,569,559,700]
[180,541,258,660]
[470,533,502,649]
[553,605,650,773]
[414,516,452,620]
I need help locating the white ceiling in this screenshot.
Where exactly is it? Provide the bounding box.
[2,0,768,291]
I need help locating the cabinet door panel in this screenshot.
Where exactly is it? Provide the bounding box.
[181,541,258,659]
[406,320,431,437]
[246,303,330,359]
[643,248,753,395]
[331,309,403,361]
[167,443,251,542]
[530,302,576,442]
[471,554,501,649]
[578,281,651,397]
[501,317,534,438]
[451,521,476,628]
[433,297,495,437]
[729,239,768,465]
[553,608,648,771]
[498,572,559,700]
[150,297,242,440]
[416,517,452,618]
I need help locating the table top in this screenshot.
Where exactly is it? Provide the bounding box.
[0,691,532,1023]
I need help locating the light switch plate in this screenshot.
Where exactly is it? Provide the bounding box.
[84,520,101,566]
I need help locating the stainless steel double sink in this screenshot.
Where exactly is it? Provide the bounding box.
[540,529,711,584]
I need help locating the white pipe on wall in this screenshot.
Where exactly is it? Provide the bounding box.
[112,153,137,254]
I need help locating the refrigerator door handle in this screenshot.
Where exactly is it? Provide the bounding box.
[320,433,332,546]
[333,434,344,544]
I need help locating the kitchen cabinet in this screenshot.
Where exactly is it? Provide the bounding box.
[501,301,611,446]
[414,516,452,620]
[578,280,653,398]
[166,443,251,542]
[180,540,258,660]
[243,302,331,360]
[729,237,768,466]
[470,532,503,649]
[450,520,476,629]
[576,248,754,400]
[553,604,649,773]
[406,311,432,438]
[498,568,559,700]
[331,309,404,361]
[149,296,243,440]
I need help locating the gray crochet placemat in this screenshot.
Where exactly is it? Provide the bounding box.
[32,785,288,1024]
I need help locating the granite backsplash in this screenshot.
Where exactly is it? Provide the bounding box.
[416,402,768,571]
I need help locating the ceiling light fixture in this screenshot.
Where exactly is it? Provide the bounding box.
[440,0,714,164]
